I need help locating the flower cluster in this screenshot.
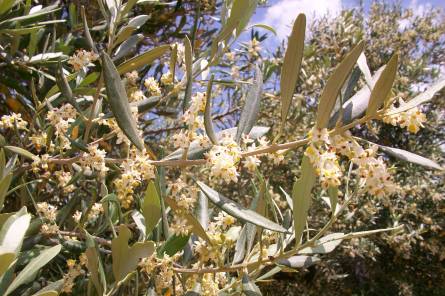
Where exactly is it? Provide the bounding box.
[68,49,98,72]
[206,132,241,183]
[0,112,27,130]
[62,259,84,293]
[36,202,59,234]
[114,148,156,208]
[80,144,108,176]
[46,104,77,150]
[305,128,342,188]
[383,101,427,133]
[144,77,161,96]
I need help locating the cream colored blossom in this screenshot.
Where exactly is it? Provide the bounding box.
[80,144,108,176]
[0,113,27,130]
[68,49,98,71]
[36,202,57,222]
[161,71,174,85]
[125,70,139,85]
[144,77,161,96]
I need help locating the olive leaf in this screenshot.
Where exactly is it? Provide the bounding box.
[182,35,193,110]
[280,13,306,125]
[197,181,288,233]
[113,34,143,61]
[357,52,372,87]
[242,274,262,296]
[385,76,445,115]
[142,181,161,235]
[235,64,263,142]
[5,244,62,296]
[204,74,218,144]
[299,233,344,254]
[84,230,107,295]
[101,52,144,150]
[277,255,320,269]
[0,173,13,210]
[114,15,149,46]
[116,44,170,74]
[378,145,442,170]
[157,234,190,257]
[292,156,317,246]
[366,54,398,116]
[111,225,155,282]
[328,65,385,128]
[4,146,38,161]
[316,41,364,128]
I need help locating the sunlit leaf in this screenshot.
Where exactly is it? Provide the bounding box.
[280,13,305,125]
[111,225,155,282]
[101,52,144,150]
[299,233,344,254]
[5,244,61,296]
[116,45,169,74]
[242,274,262,296]
[142,181,161,235]
[235,64,263,142]
[197,181,288,233]
[316,41,364,128]
[379,145,443,170]
[385,76,445,115]
[292,156,317,245]
[277,255,320,269]
[366,54,398,116]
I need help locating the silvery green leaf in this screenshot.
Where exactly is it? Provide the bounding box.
[280,13,305,125]
[328,65,385,128]
[242,274,262,296]
[117,44,169,74]
[5,244,61,296]
[292,156,317,246]
[235,64,263,142]
[197,181,288,233]
[379,145,442,170]
[366,54,398,116]
[299,233,344,254]
[113,34,143,60]
[385,76,445,115]
[277,255,320,269]
[316,41,364,128]
[101,52,144,150]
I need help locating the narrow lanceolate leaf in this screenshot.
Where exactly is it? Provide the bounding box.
[142,181,161,235]
[4,146,38,161]
[378,145,443,170]
[0,207,30,254]
[316,41,364,128]
[204,75,218,144]
[183,35,193,111]
[157,234,190,257]
[84,230,106,295]
[328,66,385,128]
[366,54,398,116]
[56,62,72,100]
[292,156,317,246]
[197,181,288,233]
[386,76,445,115]
[0,173,13,210]
[111,225,155,282]
[299,233,344,254]
[357,52,372,87]
[277,255,320,269]
[327,186,338,215]
[116,45,169,74]
[280,13,306,124]
[81,6,97,53]
[5,245,62,296]
[101,52,144,150]
[242,274,262,296]
[235,64,263,142]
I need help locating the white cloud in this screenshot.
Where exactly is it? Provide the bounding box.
[408,0,433,16]
[260,0,342,40]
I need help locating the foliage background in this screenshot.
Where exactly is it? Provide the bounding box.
[0,0,443,295]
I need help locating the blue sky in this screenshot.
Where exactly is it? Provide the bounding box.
[251,0,445,42]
